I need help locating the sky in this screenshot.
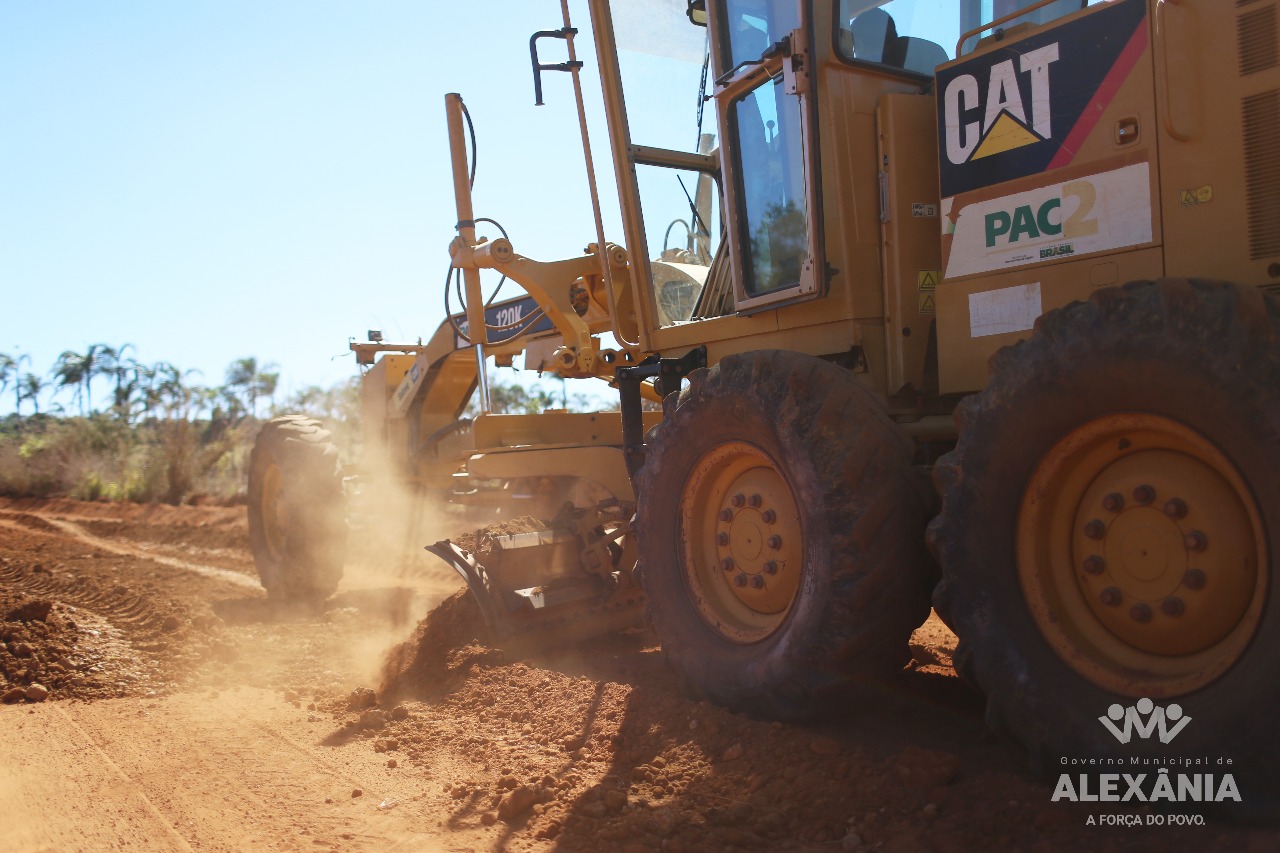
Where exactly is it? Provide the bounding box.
[0,0,648,414]
[0,0,1036,416]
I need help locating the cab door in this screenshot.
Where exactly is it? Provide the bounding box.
[712,0,826,312]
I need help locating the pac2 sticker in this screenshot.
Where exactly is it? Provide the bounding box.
[943,162,1152,279]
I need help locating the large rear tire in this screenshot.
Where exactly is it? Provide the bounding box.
[929,280,1280,812]
[247,415,346,602]
[636,350,934,719]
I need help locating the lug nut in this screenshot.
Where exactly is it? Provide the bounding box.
[731,493,745,508]
[1163,498,1187,520]
[1184,568,1207,590]
[748,494,762,508]
[1102,493,1125,512]
[1100,587,1122,607]
[767,535,782,550]
[1083,519,1106,540]
[721,557,735,572]
[1184,530,1207,552]
[1133,484,1156,505]
[1083,555,1105,575]
[750,575,765,589]
[719,508,734,522]
[1130,602,1153,623]
[763,560,779,575]
[717,532,730,547]
[1161,597,1186,617]
[734,573,748,587]
[761,509,777,524]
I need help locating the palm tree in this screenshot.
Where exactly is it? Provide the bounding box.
[103,343,138,421]
[18,373,45,415]
[137,362,163,422]
[0,353,14,410]
[2,352,31,413]
[252,367,279,418]
[51,350,88,415]
[225,357,279,420]
[151,363,209,504]
[51,344,118,415]
[82,343,117,414]
[224,356,256,418]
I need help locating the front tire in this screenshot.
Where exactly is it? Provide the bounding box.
[929,280,1280,811]
[637,350,933,719]
[247,416,346,602]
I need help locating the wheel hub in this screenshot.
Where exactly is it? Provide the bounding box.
[261,462,287,561]
[1019,414,1267,695]
[1071,449,1258,658]
[681,442,803,642]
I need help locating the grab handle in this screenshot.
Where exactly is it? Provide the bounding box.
[1156,0,1192,142]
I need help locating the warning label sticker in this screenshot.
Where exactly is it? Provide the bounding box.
[917,270,938,314]
[1180,186,1213,206]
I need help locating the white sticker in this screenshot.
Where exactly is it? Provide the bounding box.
[969,282,1042,338]
[944,162,1152,278]
[911,202,937,218]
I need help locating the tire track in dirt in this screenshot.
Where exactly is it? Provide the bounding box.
[0,558,161,635]
[0,524,204,638]
[0,512,259,591]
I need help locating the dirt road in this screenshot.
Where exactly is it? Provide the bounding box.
[1,497,1275,852]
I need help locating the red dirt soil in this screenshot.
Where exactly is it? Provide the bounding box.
[0,496,1276,852]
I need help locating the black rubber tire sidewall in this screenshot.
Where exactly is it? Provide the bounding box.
[638,351,933,720]
[930,280,1280,803]
[247,416,346,602]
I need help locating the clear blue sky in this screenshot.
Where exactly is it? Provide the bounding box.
[1,0,638,414]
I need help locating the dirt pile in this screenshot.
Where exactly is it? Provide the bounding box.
[450,514,548,557]
[347,624,1096,851]
[378,589,499,700]
[0,590,79,703]
[378,513,557,700]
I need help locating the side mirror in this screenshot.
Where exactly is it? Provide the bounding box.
[687,0,708,27]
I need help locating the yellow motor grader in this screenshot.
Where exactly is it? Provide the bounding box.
[249,0,1280,809]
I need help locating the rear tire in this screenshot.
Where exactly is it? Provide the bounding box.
[929,280,1280,814]
[636,350,933,719]
[248,416,346,602]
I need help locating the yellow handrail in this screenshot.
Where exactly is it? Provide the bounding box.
[955,0,1063,57]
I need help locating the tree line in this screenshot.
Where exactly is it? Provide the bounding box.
[0,345,357,505]
[0,343,610,506]
[0,345,282,423]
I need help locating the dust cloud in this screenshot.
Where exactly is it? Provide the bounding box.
[333,455,506,691]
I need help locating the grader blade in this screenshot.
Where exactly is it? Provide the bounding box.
[425,523,644,643]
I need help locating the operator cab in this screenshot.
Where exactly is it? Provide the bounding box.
[595,0,1099,348]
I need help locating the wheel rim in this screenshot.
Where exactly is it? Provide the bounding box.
[1018,413,1268,696]
[260,462,286,561]
[680,441,804,643]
